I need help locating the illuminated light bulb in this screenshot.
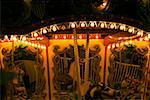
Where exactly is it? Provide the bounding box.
[112,44,115,48]
[137,31,143,36]
[81,23,85,27]
[4,35,9,40]
[102,2,107,6]
[54,35,58,39]
[109,36,112,39]
[18,40,21,42]
[101,23,104,28]
[22,36,26,41]
[128,28,132,33]
[63,35,66,39]
[96,35,99,39]
[72,35,74,39]
[148,34,150,39]
[90,22,95,27]
[125,41,129,45]
[116,43,119,47]
[71,23,75,28]
[107,45,111,49]
[13,36,17,41]
[42,29,47,34]
[110,24,114,29]
[34,32,38,37]
[79,35,82,39]
[10,35,14,41]
[52,26,57,32]
[120,25,125,30]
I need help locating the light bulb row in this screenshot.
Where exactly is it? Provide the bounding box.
[17,40,46,49]
[30,21,148,39]
[52,34,101,39]
[107,37,149,49]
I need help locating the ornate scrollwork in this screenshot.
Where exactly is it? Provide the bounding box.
[108,44,148,99]
[1,45,46,99]
[52,44,101,95]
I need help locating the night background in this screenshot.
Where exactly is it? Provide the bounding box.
[1,0,150,34]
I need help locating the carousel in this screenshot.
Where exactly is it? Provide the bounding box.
[0,15,150,100]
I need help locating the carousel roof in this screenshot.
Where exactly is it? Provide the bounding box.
[1,0,150,35]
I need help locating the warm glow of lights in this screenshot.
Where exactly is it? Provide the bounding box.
[71,23,75,28]
[120,25,125,30]
[54,35,58,39]
[13,36,17,41]
[102,2,107,6]
[137,31,143,36]
[90,22,95,27]
[101,23,104,28]
[139,38,143,41]
[120,42,124,46]
[79,35,82,39]
[125,41,129,45]
[81,23,85,27]
[96,35,99,39]
[112,44,115,48]
[43,29,47,34]
[52,26,57,32]
[144,36,149,41]
[148,34,150,39]
[109,36,112,39]
[128,28,132,33]
[107,45,111,49]
[22,36,27,41]
[31,43,34,46]
[4,35,9,40]
[110,24,114,29]
[129,40,132,44]
[34,32,38,37]
[116,43,119,47]
[118,37,122,40]
[10,35,14,41]
[18,40,21,42]
[63,35,66,39]
[72,35,74,39]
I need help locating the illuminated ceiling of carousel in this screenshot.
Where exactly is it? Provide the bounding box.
[1,0,150,34]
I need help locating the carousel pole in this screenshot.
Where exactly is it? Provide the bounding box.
[46,44,51,100]
[73,29,81,100]
[82,32,90,97]
[103,46,107,84]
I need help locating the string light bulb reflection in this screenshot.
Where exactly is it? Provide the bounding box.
[81,23,85,27]
[71,23,75,28]
[42,29,47,34]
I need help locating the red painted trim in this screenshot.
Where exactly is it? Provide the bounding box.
[103,46,107,84]
[46,46,51,99]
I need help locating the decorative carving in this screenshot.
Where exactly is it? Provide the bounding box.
[1,45,46,99]
[108,44,148,99]
[52,44,101,96]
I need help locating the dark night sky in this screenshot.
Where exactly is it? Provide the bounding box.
[1,0,150,33]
